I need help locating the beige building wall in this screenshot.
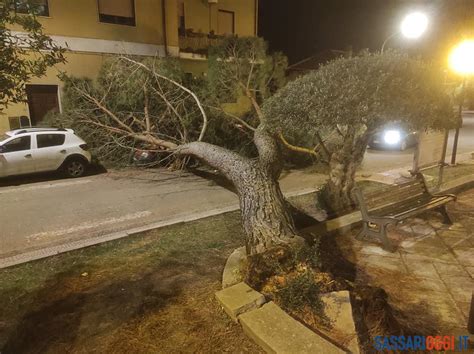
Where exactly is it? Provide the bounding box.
[11,0,165,44]
[184,0,257,36]
[2,0,258,133]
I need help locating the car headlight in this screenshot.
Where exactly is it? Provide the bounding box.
[383,130,401,145]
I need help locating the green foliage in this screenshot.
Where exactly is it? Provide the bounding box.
[208,36,287,105]
[0,0,65,109]
[275,269,326,315]
[264,52,456,210]
[265,51,455,145]
[44,56,264,166]
[295,241,322,270]
[47,37,289,167]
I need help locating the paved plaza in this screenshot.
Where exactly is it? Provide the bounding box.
[338,188,474,337]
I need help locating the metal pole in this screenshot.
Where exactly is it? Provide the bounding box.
[451,78,466,165]
[469,292,474,334]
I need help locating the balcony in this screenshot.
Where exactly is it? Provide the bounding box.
[178,30,225,56]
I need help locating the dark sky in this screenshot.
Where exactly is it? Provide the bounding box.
[259,0,474,64]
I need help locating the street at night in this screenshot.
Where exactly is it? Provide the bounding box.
[1,1,474,353]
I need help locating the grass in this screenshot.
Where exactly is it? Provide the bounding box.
[0,212,262,353]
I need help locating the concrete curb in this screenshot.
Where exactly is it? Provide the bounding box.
[216,282,347,353]
[0,188,318,269]
[219,251,358,353]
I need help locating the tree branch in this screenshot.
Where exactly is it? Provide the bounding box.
[206,105,256,131]
[120,56,208,142]
[279,132,318,157]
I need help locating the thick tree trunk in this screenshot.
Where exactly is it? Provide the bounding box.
[326,130,370,213]
[177,128,299,255]
[327,153,358,213]
[237,162,297,254]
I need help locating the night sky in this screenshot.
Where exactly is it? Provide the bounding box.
[259,0,474,64]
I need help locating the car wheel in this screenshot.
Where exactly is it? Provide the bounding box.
[64,158,86,178]
[400,140,408,151]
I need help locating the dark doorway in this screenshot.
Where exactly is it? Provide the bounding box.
[26,85,59,125]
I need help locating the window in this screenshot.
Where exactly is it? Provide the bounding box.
[8,116,31,130]
[37,134,65,148]
[12,0,49,16]
[178,0,185,36]
[98,0,135,26]
[2,136,31,153]
[217,10,235,35]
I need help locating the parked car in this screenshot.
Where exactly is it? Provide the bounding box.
[0,128,91,178]
[368,124,418,151]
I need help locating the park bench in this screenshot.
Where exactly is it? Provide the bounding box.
[353,173,456,252]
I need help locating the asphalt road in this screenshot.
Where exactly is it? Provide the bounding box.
[1,114,473,263]
[361,113,474,172]
[0,168,326,261]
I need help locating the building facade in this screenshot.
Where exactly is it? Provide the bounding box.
[2,0,258,133]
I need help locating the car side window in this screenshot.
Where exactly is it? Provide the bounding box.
[2,136,31,153]
[37,134,65,148]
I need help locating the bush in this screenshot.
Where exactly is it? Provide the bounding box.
[274,269,329,326]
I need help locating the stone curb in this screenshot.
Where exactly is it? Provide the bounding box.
[216,282,348,354]
[219,250,360,353]
[0,188,317,269]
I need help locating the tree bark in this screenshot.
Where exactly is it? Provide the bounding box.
[176,128,298,255]
[326,130,370,213]
[237,163,297,254]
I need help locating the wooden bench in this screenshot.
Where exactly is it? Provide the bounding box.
[353,173,456,251]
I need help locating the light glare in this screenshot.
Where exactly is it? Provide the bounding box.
[449,40,474,75]
[400,12,428,39]
[384,130,401,145]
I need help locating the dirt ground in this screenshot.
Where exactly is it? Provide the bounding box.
[0,212,262,354]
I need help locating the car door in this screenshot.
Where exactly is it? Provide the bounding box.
[33,133,67,172]
[0,136,34,177]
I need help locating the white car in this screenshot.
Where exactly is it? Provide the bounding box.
[0,128,92,178]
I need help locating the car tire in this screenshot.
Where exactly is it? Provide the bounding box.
[63,158,87,178]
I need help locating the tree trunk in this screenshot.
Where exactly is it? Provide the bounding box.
[237,162,297,254]
[326,152,358,213]
[326,130,370,213]
[176,128,299,255]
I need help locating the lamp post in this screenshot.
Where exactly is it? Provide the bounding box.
[448,39,474,165]
[381,12,428,53]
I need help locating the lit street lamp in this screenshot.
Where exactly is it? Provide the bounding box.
[381,12,428,53]
[448,39,474,164]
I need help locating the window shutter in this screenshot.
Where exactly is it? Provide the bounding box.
[98,0,134,18]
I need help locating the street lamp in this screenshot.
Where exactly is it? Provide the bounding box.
[381,12,428,52]
[448,39,474,164]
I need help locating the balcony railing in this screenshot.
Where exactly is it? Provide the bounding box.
[178,31,225,56]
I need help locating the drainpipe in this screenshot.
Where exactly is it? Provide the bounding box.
[254,0,259,36]
[162,0,168,56]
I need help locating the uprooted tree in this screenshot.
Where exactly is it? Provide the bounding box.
[0,0,65,109]
[264,52,456,213]
[56,37,296,255]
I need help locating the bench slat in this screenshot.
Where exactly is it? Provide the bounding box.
[391,196,454,219]
[371,195,431,216]
[364,179,423,199]
[366,188,426,210]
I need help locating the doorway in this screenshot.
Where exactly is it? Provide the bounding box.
[26,85,60,125]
